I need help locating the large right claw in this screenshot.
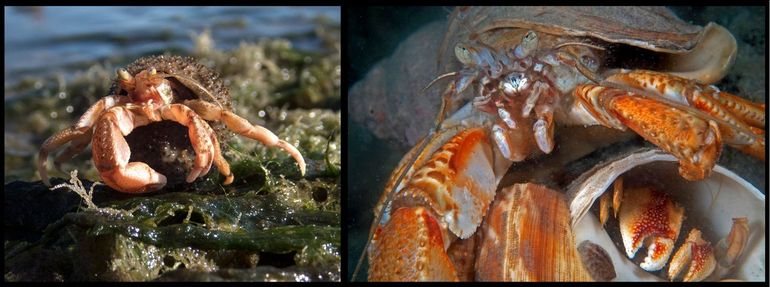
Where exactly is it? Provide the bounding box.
[368,127,504,281]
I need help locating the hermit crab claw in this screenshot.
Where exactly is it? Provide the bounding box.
[618,187,684,271]
[667,229,716,282]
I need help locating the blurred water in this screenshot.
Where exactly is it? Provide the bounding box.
[4,6,339,88]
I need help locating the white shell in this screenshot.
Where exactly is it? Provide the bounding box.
[568,148,765,281]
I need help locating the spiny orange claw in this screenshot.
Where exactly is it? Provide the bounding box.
[368,207,459,281]
[606,70,765,129]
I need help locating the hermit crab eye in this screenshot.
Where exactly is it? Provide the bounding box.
[455,44,474,65]
[148,68,157,76]
[522,31,538,48]
[524,31,537,41]
[117,68,131,81]
[514,31,539,58]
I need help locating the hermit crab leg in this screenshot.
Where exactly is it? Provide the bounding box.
[181,99,306,176]
[604,70,765,160]
[533,95,556,154]
[37,94,126,186]
[574,84,724,181]
[208,127,234,185]
[92,107,166,193]
[52,128,93,173]
[38,127,90,186]
[157,104,218,183]
[712,217,750,279]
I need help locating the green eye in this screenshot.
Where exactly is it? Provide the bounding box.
[524,31,536,41]
[518,31,538,55]
[454,44,474,64]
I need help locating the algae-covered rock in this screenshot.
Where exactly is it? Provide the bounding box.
[6,168,340,281]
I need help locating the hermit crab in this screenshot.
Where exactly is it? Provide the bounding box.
[354,7,765,281]
[37,55,306,193]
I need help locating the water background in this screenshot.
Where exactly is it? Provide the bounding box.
[5,6,340,92]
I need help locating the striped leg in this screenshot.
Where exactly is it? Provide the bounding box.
[605,70,765,161]
[183,99,305,176]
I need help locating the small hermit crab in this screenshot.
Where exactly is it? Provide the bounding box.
[37,55,305,193]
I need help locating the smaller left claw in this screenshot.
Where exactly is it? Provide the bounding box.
[667,229,716,282]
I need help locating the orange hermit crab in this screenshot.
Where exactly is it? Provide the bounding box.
[357,7,765,282]
[37,55,305,193]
